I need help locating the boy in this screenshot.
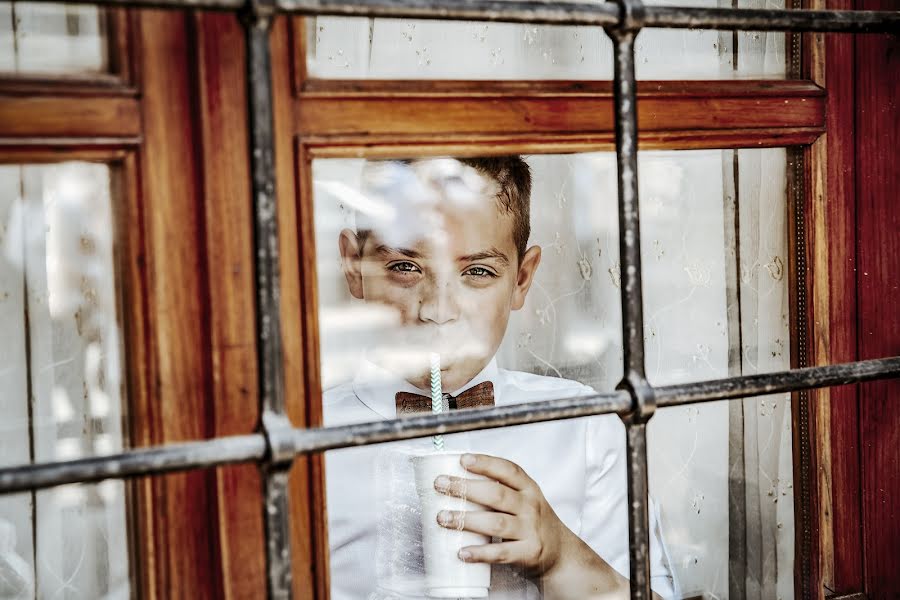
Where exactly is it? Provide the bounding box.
[324,157,675,599]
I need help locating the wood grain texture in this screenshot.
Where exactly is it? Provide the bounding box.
[298,127,823,158]
[194,11,267,599]
[270,16,326,600]
[815,0,865,593]
[135,10,220,598]
[855,1,900,596]
[0,96,140,138]
[295,80,825,138]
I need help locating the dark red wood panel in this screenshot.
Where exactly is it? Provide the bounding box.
[855,1,900,596]
[821,0,865,592]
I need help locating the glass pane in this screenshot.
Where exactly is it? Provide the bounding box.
[314,149,793,598]
[306,0,786,80]
[0,2,109,75]
[0,162,130,598]
[640,148,794,598]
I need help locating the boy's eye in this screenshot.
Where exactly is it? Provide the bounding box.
[388,261,421,273]
[463,266,497,278]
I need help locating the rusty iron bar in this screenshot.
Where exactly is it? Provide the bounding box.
[606,11,655,596]
[6,0,900,32]
[624,422,652,599]
[242,1,294,597]
[0,357,898,494]
[655,356,900,407]
[0,435,268,494]
[640,5,899,31]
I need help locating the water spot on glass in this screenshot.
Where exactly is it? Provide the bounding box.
[690,492,705,514]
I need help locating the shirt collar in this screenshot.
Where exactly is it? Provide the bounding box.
[352,357,501,420]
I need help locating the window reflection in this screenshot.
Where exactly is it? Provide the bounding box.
[315,151,793,599]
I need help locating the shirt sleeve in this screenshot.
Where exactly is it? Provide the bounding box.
[579,414,678,599]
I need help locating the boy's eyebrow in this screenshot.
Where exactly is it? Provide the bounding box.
[458,248,510,266]
[373,244,423,259]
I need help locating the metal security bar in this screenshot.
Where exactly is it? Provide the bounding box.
[0,0,898,599]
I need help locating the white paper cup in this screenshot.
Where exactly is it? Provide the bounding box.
[412,452,492,598]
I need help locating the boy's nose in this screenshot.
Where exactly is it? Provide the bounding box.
[418,278,460,325]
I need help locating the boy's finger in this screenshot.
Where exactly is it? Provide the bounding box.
[434,476,522,514]
[460,453,532,491]
[457,541,531,565]
[437,510,522,540]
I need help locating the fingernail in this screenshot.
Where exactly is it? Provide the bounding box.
[458,549,472,562]
[461,454,476,467]
[437,510,453,526]
[434,475,451,491]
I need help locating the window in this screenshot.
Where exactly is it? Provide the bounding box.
[0,1,896,599]
[312,148,794,598]
[0,162,129,598]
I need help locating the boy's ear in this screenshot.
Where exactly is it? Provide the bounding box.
[338,228,365,299]
[511,245,542,310]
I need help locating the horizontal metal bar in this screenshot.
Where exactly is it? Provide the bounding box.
[65,0,245,8]
[289,389,633,453]
[0,356,897,495]
[642,5,900,32]
[0,434,266,494]
[656,355,900,407]
[285,357,900,455]
[278,0,619,25]
[12,0,900,33]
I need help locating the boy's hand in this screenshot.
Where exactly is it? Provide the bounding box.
[432,453,573,577]
[433,452,660,600]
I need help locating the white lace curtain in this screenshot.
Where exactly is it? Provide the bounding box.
[307,0,785,80]
[0,163,129,599]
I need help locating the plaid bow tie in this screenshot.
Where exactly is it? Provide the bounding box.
[395,381,495,416]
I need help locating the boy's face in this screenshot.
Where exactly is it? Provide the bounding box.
[338,160,541,392]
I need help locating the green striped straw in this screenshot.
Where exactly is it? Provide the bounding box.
[430,352,444,451]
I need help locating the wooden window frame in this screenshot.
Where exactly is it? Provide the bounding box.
[0,4,871,599]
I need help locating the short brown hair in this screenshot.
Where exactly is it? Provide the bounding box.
[459,156,532,260]
[357,156,532,260]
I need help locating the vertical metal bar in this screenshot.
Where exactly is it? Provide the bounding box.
[612,27,648,383]
[243,6,294,599]
[609,20,655,600]
[625,422,653,600]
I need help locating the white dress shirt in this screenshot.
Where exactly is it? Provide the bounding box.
[324,358,677,599]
